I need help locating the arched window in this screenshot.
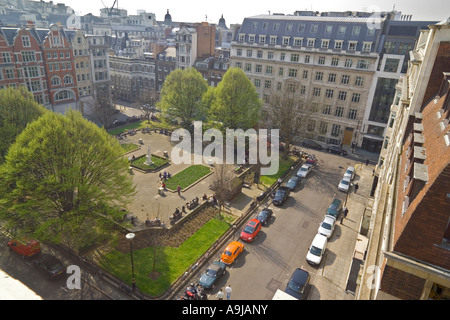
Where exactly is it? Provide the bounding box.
[51,76,61,86]
[54,90,74,102]
[63,75,73,85]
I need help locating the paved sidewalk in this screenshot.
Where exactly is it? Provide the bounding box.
[309,162,374,300]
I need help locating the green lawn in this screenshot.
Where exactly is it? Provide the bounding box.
[107,120,177,136]
[131,154,169,171]
[120,143,140,154]
[259,156,296,187]
[101,217,230,296]
[165,165,211,191]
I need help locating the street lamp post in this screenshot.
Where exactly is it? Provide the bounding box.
[126,233,136,291]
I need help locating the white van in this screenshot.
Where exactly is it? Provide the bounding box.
[306,233,328,266]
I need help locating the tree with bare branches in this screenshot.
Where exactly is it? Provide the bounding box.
[137,90,160,124]
[264,80,315,158]
[208,164,240,217]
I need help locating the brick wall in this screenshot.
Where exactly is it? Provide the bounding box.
[380,265,425,300]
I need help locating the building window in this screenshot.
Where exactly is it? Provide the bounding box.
[352,26,361,35]
[268,52,274,59]
[348,41,357,50]
[246,63,252,72]
[51,76,61,86]
[249,35,255,43]
[331,57,339,66]
[21,36,31,47]
[351,93,361,103]
[331,124,341,136]
[266,66,273,74]
[298,24,305,32]
[334,41,343,49]
[288,69,297,78]
[282,37,290,45]
[310,24,318,33]
[338,91,347,101]
[322,105,331,115]
[362,42,372,52]
[280,52,285,61]
[300,85,306,95]
[290,54,300,62]
[302,70,308,79]
[278,67,284,76]
[357,59,369,69]
[338,26,346,35]
[321,40,329,48]
[328,73,336,83]
[64,75,73,85]
[257,50,263,58]
[307,39,315,47]
[341,75,350,84]
[313,87,321,97]
[325,89,334,98]
[335,106,344,117]
[294,38,303,46]
[246,50,252,57]
[259,35,266,43]
[345,59,353,68]
[270,36,277,44]
[237,49,242,56]
[264,80,271,89]
[348,109,358,120]
[320,122,328,134]
[315,72,323,81]
[255,65,262,73]
[384,58,400,72]
[304,55,310,63]
[54,90,73,101]
[318,56,325,65]
[254,79,260,87]
[355,76,364,86]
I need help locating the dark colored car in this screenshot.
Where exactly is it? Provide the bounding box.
[32,253,66,280]
[286,176,301,191]
[284,268,311,300]
[326,198,343,218]
[272,186,290,206]
[256,208,273,226]
[326,145,348,156]
[302,140,323,150]
[198,260,226,289]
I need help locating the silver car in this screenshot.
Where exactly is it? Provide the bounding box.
[338,176,351,193]
[318,215,337,238]
[343,166,355,181]
[297,164,312,178]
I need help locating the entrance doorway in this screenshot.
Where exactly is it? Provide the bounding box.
[342,128,353,146]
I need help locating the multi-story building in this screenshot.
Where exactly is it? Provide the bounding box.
[362,18,437,153]
[40,24,78,113]
[357,18,450,300]
[175,22,216,70]
[194,47,230,87]
[67,29,95,114]
[86,34,111,106]
[0,25,48,105]
[109,54,156,102]
[231,12,384,148]
[155,46,176,92]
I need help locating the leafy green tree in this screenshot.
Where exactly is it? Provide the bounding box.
[0,87,47,164]
[157,68,208,129]
[0,109,136,251]
[209,67,262,130]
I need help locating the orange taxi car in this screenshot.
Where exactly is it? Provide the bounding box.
[220,241,244,265]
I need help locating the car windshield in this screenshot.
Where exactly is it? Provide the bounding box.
[48,262,62,271]
[310,246,322,256]
[243,225,254,234]
[287,279,303,293]
[346,170,353,174]
[300,167,307,171]
[224,250,232,256]
[258,212,267,219]
[341,180,349,185]
[206,269,217,277]
[321,222,332,230]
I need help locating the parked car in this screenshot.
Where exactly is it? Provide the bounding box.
[326,145,348,156]
[338,176,351,193]
[272,186,290,206]
[32,253,66,280]
[326,198,343,218]
[344,166,356,181]
[297,164,312,178]
[7,237,41,258]
[198,260,226,289]
[306,234,328,266]
[221,241,244,265]
[256,208,273,226]
[240,219,262,242]
[318,215,337,238]
[286,176,301,191]
[284,268,311,300]
[301,140,323,150]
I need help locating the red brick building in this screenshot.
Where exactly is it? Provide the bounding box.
[0,24,79,112]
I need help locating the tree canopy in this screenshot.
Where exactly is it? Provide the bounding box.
[208,67,262,130]
[0,87,47,164]
[0,109,136,250]
[157,68,208,129]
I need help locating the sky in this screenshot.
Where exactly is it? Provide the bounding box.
[58,0,448,25]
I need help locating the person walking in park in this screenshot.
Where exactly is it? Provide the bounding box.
[216,289,224,300]
[225,284,232,300]
[177,185,181,196]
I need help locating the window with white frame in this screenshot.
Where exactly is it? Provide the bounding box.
[288,68,297,77]
[348,108,358,120]
[362,42,372,52]
[307,39,315,47]
[341,75,350,84]
[294,38,303,46]
[270,36,277,44]
[355,76,364,86]
[348,41,357,50]
[249,35,255,43]
[334,40,343,49]
[21,36,31,47]
[338,26,346,35]
[345,58,353,68]
[310,24,318,33]
[239,34,245,42]
[351,93,361,103]
[331,57,339,66]
[338,91,347,101]
[51,76,61,86]
[335,106,344,117]
[328,73,336,83]
[259,35,266,43]
[352,26,361,35]
[315,72,323,81]
[318,56,325,65]
[282,37,290,45]
[304,55,310,63]
[321,40,329,48]
[325,89,334,98]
